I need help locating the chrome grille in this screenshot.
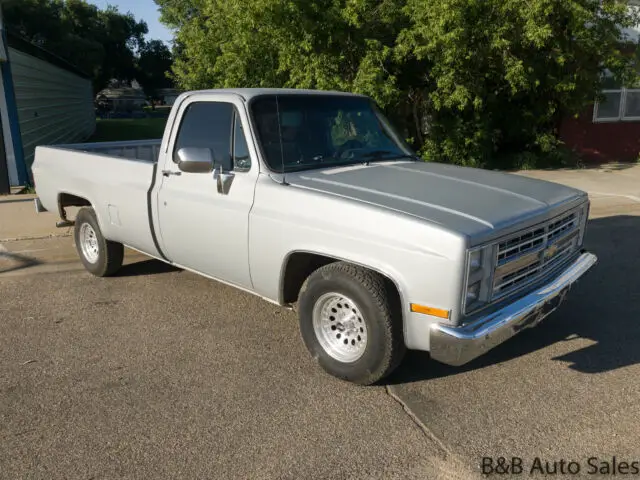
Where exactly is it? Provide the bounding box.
[497,227,546,264]
[492,211,580,300]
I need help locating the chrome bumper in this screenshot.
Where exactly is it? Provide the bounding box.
[430,251,597,367]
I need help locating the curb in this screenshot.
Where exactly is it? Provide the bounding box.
[0,232,73,243]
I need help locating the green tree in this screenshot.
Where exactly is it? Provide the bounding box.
[155,0,406,101]
[397,0,640,166]
[136,40,174,99]
[157,0,640,168]
[4,0,149,92]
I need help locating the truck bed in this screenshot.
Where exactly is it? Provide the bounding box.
[55,139,162,163]
[32,139,165,259]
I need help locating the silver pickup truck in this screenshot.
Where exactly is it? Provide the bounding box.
[32,88,597,385]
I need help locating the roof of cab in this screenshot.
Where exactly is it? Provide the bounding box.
[182,88,368,101]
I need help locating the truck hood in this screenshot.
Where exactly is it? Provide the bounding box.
[286,160,587,244]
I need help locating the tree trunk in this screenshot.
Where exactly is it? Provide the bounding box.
[412,97,424,148]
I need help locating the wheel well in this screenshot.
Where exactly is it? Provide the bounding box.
[58,193,91,220]
[281,252,403,317]
[281,252,337,304]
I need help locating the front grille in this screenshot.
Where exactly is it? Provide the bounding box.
[492,210,581,300]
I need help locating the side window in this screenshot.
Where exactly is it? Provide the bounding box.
[233,114,251,170]
[173,102,234,171]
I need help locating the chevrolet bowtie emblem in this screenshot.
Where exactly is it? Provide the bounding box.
[544,244,559,260]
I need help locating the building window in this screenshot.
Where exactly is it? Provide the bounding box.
[593,88,640,122]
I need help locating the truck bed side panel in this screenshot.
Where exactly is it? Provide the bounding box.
[54,139,162,163]
[32,146,162,258]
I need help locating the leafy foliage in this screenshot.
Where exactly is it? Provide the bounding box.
[137,40,174,98]
[398,0,640,166]
[156,0,640,168]
[3,0,173,94]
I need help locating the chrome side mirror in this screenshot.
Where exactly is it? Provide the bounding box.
[176,147,214,173]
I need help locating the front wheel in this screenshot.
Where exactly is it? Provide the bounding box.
[74,207,124,277]
[297,262,406,385]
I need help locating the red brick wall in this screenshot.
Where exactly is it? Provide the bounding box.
[559,105,640,163]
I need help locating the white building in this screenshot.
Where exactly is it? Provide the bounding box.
[0,1,95,193]
[96,86,147,113]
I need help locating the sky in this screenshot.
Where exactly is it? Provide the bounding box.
[88,0,173,45]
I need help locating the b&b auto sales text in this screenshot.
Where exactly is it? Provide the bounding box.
[482,457,640,476]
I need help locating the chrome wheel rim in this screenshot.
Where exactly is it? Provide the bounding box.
[79,223,100,264]
[312,292,368,363]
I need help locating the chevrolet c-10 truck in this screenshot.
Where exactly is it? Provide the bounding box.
[32,88,597,385]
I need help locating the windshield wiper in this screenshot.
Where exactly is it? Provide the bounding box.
[358,150,416,165]
[278,151,418,173]
[360,150,393,159]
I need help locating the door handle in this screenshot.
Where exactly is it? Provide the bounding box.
[162,170,182,177]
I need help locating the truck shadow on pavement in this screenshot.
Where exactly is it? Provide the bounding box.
[0,250,41,274]
[116,259,181,277]
[387,214,640,385]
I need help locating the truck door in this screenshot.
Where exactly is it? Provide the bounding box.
[155,94,257,289]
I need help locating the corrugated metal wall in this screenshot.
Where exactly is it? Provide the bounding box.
[9,47,95,168]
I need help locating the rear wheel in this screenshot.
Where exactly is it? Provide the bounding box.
[298,262,406,385]
[74,207,124,277]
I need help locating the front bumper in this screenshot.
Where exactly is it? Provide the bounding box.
[430,251,597,367]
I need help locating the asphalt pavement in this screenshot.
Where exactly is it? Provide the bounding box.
[2,166,640,479]
[1,237,465,480]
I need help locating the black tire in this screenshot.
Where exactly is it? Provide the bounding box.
[297,262,406,385]
[73,207,124,277]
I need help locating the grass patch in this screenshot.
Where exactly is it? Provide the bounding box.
[89,117,168,142]
[18,185,36,194]
[143,105,172,115]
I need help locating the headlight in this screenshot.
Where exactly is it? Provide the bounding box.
[463,244,496,314]
[469,250,482,271]
[466,282,480,304]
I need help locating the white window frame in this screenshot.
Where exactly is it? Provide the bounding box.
[593,88,640,123]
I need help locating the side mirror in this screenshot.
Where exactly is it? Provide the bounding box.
[176,147,214,173]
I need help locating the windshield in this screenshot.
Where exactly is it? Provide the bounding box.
[249,94,416,173]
